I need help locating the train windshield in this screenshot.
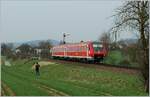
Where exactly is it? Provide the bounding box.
[93,43,103,52]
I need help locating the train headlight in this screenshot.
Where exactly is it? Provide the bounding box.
[89,50,91,54]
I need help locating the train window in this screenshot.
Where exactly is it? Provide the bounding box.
[93,43,103,52]
[80,47,82,52]
[80,46,83,52]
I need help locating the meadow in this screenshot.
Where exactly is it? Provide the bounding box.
[1,58,148,96]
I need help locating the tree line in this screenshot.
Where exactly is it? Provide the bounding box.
[1,41,52,60]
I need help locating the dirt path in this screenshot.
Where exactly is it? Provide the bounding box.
[30,79,69,96]
[37,84,69,96]
[4,61,11,66]
[1,82,16,96]
[31,61,57,69]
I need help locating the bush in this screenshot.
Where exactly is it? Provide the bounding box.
[119,59,131,66]
[104,50,124,65]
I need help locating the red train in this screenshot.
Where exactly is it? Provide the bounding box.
[50,41,108,63]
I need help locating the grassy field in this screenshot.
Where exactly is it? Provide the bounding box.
[1,59,148,96]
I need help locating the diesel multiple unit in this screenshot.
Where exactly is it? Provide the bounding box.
[50,41,108,62]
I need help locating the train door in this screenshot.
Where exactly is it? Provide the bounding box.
[64,47,67,57]
[86,44,89,58]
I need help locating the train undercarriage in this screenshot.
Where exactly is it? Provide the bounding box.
[51,56,104,64]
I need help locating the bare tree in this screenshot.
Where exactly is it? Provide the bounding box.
[38,41,52,49]
[38,41,52,59]
[111,1,149,92]
[1,43,13,58]
[99,32,111,50]
[17,44,33,59]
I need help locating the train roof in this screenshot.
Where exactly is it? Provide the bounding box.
[55,42,88,47]
[52,41,103,48]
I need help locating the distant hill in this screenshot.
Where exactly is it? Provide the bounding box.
[12,39,60,49]
[25,39,59,47]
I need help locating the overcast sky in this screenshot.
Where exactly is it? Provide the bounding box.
[0,0,137,43]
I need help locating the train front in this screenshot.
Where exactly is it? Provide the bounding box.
[89,42,108,62]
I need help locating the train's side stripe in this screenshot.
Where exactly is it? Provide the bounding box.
[52,55,93,59]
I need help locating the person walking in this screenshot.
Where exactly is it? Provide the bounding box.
[35,62,40,76]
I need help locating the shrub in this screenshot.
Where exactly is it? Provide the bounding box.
[119,59,131,66]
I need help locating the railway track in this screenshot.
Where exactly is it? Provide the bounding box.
[96,62,140,70]
[47,59,140,75]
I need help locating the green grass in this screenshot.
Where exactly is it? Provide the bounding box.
[1,59,148,96]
